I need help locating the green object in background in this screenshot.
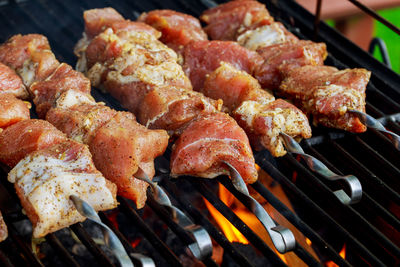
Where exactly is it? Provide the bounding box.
[324,9,400,74]
[374,8,400,74]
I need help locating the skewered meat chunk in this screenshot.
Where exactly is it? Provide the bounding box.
[171,112,258,184]
[138,85,222,135]
[83,28,191,115]
[46,93,116,144]
[0,62,29,99]
[78,8,258,183]
[89,112,169,208]
[30,63,91,118]
[0,120,67,168]
[1,33,170,208]
[8,139,117,238]
[0,34,60,87]
[202,62,275,111]
[201,0,274,41]
[139,10,207,56]
[254,40,327,89]
[202,62,311,156]
[234,99,311,156]
[83,7,159,39]
[182,40,263,91]
[280,65,369,132]
[0,93,31,129]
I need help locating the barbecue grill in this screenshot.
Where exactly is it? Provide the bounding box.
[0,0,399,266]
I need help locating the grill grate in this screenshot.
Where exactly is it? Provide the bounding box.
[0,0,399,266]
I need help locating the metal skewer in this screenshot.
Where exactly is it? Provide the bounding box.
[280,132,362,205]
[70,195,155,267]
[134,168,213,260]
[222,161,296,254]
[348,109,400,150]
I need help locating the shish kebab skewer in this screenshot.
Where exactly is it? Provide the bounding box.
[139,9,362,205]
[0,92,141,267]
[0,34,169,209]
[201,0,400,150]
[0,64,118,238]
[0,34,212,260]
[75,8,296,253]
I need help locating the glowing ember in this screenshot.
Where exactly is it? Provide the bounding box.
[130,238,141,248]
[306,238,312,246]
[325,243,346,267]
[203,184,248,244]
[106,210,119,230]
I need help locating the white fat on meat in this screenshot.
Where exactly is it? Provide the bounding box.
[18,59,37,87]
[8,149,117,238]
[235,100,311,156]
[54,90,96,109]
[237,23,286,51]
[74,33,90,73]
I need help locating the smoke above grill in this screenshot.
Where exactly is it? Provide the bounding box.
[0,0,399,266]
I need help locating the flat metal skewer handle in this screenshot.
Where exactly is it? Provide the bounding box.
[135,168,213,260]
[348,109,400,150]
[280,132,362,205]
[70,195,155,267]
[222,161,296,254]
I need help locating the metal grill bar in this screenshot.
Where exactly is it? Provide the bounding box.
[70,224,116,267]
[346,0,400,35]
[250,181,351,267]
[256,154,385,266]
[0,0,399,266]
[217,177,321,266]
[46,234,80,267]
[189,178,287,266]
[160,177,256,266]
[118,198,183,267]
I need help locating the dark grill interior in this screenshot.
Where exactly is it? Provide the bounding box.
[0,0,400,266]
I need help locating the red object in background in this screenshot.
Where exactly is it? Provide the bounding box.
[296,0,400,50]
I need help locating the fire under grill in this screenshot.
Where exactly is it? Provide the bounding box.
[0,0,400,266]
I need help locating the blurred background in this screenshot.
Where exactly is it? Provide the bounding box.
[296,0,400,73]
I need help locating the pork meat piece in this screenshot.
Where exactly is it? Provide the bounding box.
[0,93,31,129]
[8,140,117,238]
[171,112,258,183]
[0,34,60,87]
[183,40,264,91]
[0,62,29,99]
[89,112,169,208]
[254,40,327,89]
[46,91,117,144]
[30,63,91,118]
[82,28,191,115]
[234,99,311,156]
[139,10,207,56]
[280,65,370,132]
[202,62,311,156]
[0,119,67,168]
[138,86,222,135]
[201,0,274,41]
[202,62,274,111]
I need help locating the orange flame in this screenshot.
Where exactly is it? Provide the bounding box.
[306,238,312,246]
[203,184,248,244]
[326,243,346,267]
